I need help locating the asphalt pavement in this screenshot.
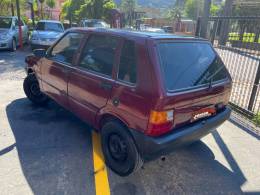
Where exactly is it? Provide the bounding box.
[0,47,259,195]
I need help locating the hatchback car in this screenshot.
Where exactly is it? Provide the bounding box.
[23,28,232,176]
[0,16,29,51]
[30,20,64,50]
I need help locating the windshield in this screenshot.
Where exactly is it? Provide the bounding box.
[0,18,12,29]
[157,42,229,91]
[36,22,63,32]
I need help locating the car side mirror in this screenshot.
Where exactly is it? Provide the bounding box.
[33,49,46,58]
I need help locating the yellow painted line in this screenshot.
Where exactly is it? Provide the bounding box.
[92,131,110,195]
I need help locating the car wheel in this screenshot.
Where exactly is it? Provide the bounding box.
[11,38,17,52]
[23,74,49,105]
[101,120,143,176]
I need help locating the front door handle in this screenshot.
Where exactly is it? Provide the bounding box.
[100,82,112,91]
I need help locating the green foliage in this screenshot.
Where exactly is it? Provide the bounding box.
[46,0,55,9]
[229,33,260,43]
[184,0,221,20]
[166,6,183,20]
[184,0,203,20]
[76,0,115,20]
[120,0,136,25]
[61,0,115,22]
[210,4,220,16]
[253,112,260,127]
[0,0,27,15]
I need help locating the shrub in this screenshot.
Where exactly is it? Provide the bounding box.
[253,112,260,127]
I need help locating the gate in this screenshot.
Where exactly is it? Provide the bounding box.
[196,16,260,117]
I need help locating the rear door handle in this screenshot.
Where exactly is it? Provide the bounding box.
[100,82,112,91]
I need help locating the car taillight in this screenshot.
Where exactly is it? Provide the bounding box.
[146,110,174,137]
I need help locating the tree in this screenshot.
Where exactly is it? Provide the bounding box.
[38,0,45,19]
[76,0,115,21]
[120,0,136,25]
[61,0,85,22]
[46,0,55,18]
[0,0,26,16]
[184,0,221,20]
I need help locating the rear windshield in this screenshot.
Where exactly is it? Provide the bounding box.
[157,42,229,91]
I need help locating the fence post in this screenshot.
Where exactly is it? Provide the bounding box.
[210,19,218,44]
[200,0,211,38]
[248,61,260,111]
[195,17,201,37]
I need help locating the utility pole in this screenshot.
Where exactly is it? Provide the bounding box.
[16,0,23,49]
[219,0,233,45]
[200,0,211,38]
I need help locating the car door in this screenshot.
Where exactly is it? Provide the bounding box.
[68,33,121,125]
[40,32,84,108]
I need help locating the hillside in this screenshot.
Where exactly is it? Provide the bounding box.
[114,0,176,8]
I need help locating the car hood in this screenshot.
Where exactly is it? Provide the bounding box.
[33,30,63,39]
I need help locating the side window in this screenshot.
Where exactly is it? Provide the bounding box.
[14,19,18,27]
[51,32,84,65]
[78,34,119,77]
[118,40,137,84]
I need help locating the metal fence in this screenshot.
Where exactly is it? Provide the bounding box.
[196,16,260,117]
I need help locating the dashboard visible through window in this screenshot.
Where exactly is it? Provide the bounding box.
[50,32,84,65]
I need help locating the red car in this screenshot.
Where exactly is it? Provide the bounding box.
[24,28,232,176]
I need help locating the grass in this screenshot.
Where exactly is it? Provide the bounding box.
[253,112,260,127]
[228,32,260,43]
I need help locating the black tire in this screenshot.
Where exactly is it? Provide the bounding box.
[23,74,49,105]
[101,121,143,176]
[10,38,17,52]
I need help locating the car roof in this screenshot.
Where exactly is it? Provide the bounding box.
[68,28,206,41]
[38,20,62,24]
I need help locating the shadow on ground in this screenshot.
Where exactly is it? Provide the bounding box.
[4,98,248,195]
[5,98,95,195]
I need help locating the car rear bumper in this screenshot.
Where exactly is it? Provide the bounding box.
[129,107,231,161]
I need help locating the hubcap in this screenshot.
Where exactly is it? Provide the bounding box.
[30,83,41,96]
[108,134,127,162]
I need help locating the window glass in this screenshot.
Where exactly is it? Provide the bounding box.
[118,40,137,84]
[0,18,12,28]
[51,33,84,64]
[36,22,63,32]
[14,19,18,27]
[79,35,119,77]
[157,42,229,91]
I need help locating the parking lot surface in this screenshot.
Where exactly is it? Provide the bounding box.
[0,48,260,195]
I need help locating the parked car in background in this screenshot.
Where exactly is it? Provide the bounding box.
[144,27,165,33]
[30,20,64,50]
[24,28,232,176]
[63,21,78,30]
[0,16,29,51]
[162,26,173,33]
[80,19,110,28]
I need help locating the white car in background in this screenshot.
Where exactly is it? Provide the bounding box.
[0,16,29,51]
[30,20,64,50]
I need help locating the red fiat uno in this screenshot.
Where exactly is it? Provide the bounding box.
[24,28,232,176]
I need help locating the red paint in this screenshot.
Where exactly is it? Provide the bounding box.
[25,28,232,137]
